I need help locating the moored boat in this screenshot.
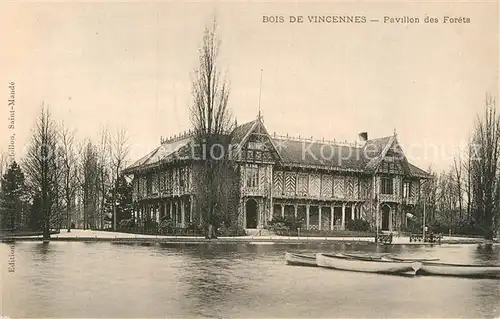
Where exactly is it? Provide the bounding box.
[387,256,440,262]
[316,253,421,275]
[285,252,318,267]
[417,261,500,279]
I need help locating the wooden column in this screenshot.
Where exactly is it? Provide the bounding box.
[281,204,285,218]
[330,205,334,230]
[169,201,173,220]
[318,206,322,230]
[190,195,194,224]
[306,204,310,230]
[294,204,298,218]
[351,205,355,220]
[389,205,393,232]
[155,204,160,223]
[341,203,346,230]
[181,199,186,226]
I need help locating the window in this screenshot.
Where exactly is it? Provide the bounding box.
[403,182,411,198]
[381,177,393,195]
[248,141,264,150]
[146,175,153,195]
[179,168,185,188]
[246,165,259,188]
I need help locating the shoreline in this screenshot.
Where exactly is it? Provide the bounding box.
[1,229,496,245]
[1,236,495,246]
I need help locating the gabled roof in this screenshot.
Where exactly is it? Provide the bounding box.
[231,118,284,162]
[125,117,433,179]
[231,120,258,145]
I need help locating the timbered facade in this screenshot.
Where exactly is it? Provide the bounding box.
[124,117,432,233]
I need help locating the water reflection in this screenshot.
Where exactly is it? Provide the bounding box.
[474,244,500,263]
[2,242,500,318]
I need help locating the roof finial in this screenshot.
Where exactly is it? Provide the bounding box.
[393,127,397,137]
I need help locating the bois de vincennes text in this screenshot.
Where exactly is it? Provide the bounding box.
[262,15,471,24]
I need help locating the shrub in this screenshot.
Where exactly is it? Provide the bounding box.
[158,218,174,235]
[119,218,135,231]
[143,219,158,234]
[268,215,304,232]
[345,219,370,232]
[217,224,246,236]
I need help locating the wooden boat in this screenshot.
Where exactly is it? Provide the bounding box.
[417,261,500,278]
[341,253,389,260]
[316,253,421,275]
[388,256,440,262]
[285,252,317,267]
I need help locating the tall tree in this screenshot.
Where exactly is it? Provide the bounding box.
[190,18,235,238]
[106,175,133,224]
[81,140,99,230]
[453,152,464,221]
[23,105,60,240]
[0,161,28,231]
[59,123,79,232]
[0,149,8,189]
[110,128,129,231]
[469,96,500,239]
[97,127,110,230]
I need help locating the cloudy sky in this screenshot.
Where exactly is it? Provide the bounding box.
[0,1,498,172]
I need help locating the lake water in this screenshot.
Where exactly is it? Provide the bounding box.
[1,242,499,318]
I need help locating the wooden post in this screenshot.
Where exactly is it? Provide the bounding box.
[341,203,346,230]
[281,204,285,218]
[169,201,173,220]
[306,204,310,230]
[351,205,355,220]
[294,204,298,218]
[330,205,334,230]
[190,195,194,224]
[181,198,186,227]
[318,206,322,230]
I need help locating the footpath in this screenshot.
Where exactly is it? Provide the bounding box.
[1,229,496,245]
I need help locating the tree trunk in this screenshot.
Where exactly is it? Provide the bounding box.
[66,203,71,232]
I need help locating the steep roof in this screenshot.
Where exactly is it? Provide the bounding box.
[125,118,432,178]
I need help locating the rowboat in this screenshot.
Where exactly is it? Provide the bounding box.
[417,261,500,279]
[388,256,440,262]
[316,253,421,275]
[285,252,318,267]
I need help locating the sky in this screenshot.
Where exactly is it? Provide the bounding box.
[0,1,498,173]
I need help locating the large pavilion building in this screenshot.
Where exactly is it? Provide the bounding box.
[123,116,432,233]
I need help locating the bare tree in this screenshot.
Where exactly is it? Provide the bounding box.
[0,149,8,187]
[453,152,463,221]
[81,139,99,230]
[190,18,235,238]
[23,104,60,240]
[59,123,79,232]
[464,136,473,222]
[97,127,110,229]
[110,128,129,231]
[469,96,500,239]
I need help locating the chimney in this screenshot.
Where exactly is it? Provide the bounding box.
[358,132,368,146]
